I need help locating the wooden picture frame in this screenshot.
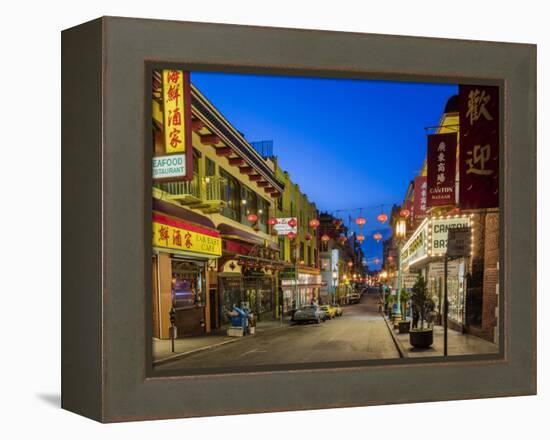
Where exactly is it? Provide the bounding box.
[61,16,536,422]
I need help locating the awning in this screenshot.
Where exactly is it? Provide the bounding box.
[217,223,279,251]
[152,209,222,258]
[153,198,216,230]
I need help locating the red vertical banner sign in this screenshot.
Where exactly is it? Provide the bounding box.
[458,85,499,209]
[426,133,457,207]
[152,69,193,182]
[412,176,428,221]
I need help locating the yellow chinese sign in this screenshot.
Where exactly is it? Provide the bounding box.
[162,70,188,154]
[153,213,222,256]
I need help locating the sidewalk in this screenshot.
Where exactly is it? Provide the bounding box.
[382,314,499,358]
[153,317,292,365]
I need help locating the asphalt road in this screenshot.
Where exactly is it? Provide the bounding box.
[157,291,399,371]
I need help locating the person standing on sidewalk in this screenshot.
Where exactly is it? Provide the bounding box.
[412,304,420,329]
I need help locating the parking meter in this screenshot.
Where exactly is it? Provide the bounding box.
[169,307,177,352]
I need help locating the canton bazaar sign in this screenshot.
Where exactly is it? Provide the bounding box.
[401,215,473,267]
[427,133,457,207]
[429,216,472,256]
[152,212,222,256]
[401,219,428,269]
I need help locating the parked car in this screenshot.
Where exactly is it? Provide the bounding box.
[292,305,326,324]
[319,304,337,319]
[348,292,361,304]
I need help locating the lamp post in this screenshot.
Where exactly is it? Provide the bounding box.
[394,218,407,323]
[332,269,338,305]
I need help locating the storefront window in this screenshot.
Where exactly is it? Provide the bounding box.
[241,185,258,228]
[220,168,241,221]
[219,276,244,324]
[171,259,205,308]
[257,197,269,233]
[205,156,216,177]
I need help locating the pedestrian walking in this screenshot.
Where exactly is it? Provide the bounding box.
[412,305,419,329]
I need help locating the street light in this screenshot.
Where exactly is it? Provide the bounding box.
[394,218,407,323]
[332,269,338,305]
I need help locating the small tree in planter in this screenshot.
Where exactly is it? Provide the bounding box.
[400,288,411,318]
[386,293,396,319]
[398,288,412,333]
[409,275,433,348]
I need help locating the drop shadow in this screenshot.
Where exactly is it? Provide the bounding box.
[37,393,61,408]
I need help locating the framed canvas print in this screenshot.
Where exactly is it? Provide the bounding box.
[61,16,536,422]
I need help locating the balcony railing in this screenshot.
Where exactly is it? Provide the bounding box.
[154,174,227,214]
[204,176,225,202]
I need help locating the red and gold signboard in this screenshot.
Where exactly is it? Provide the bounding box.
[152,212,221,256]
[152,69,193,182]
[427,132,457,207]
[459,85,499,209]
[412,176,427,221]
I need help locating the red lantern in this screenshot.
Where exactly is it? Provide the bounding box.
[247,213,258,223]
[338,234,347,243]
[287,231,296,240]
[355,216,366,227]
[309,218,320,229]
[347,261,353,267]
[357,233,365,243]
[387,256,394,263]
[332,218,342,228]
[400,209,410,218]
[373,232,382,242]
[288,218,298,228]
[321,234,330,243]
[305,233,312,241]
[377,213,388,224]
[267,217,277,226]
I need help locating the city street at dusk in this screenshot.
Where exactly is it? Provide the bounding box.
[151,69,502,371]
[157,291,399,370]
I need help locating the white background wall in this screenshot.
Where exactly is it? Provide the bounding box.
[0,0,546,437]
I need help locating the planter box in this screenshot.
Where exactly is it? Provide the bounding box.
[409,329,433,348]
[398,321,411,334]
[227,327,244,337]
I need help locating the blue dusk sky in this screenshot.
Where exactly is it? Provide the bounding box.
[190,71,457,266]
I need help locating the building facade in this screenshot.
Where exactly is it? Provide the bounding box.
[395,95,500,343]
[152,75,286,339]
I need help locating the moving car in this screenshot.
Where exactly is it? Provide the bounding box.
[348,292,361,304]
[319,304,337,319]
[292,305,326,324]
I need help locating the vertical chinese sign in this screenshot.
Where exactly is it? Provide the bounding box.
[458,85,499,209]
[412,176,428,222]
[426,132,457,207]
[152,69,193,182]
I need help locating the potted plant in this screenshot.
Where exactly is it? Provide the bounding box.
[409,275,433,348]
[386,293,396,319]
[398,288,411,333]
